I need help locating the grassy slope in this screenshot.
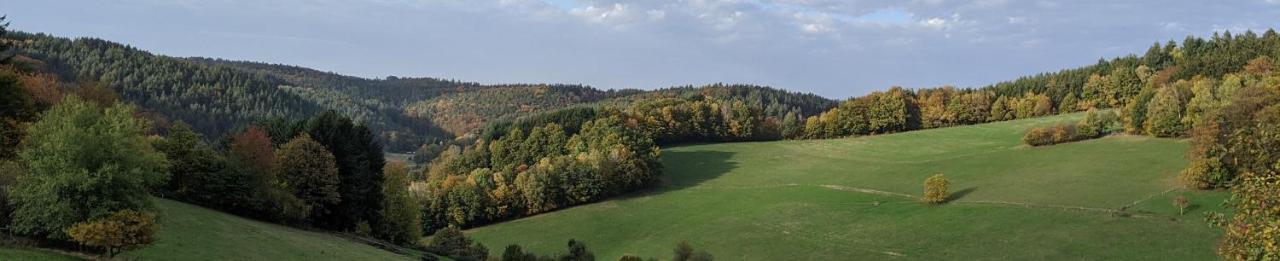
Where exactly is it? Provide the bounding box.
[0,247,82,261]
[467,113,1230,260]
[121,199,412,260]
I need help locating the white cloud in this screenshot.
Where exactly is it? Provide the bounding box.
[571,3,632,23]
[920,17,948,29]
[793,12,836,34]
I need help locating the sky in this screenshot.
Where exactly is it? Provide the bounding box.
[5,0,1280,98]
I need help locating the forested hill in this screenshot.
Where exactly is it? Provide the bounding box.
[982,30,1280,108]
[5,32,839,152]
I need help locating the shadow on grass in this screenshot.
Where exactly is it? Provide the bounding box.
[945,187,978,203]
[617,150,737,199]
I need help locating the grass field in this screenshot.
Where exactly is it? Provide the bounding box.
[0,247,82,260]
[120,199,413,260]
[467,113,1230,260]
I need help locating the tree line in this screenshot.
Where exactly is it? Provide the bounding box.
[0,26,424,254]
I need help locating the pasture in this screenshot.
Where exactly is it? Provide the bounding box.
[467,113,1229,260]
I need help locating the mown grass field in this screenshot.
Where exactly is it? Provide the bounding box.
[467,113,1230,260]
[121,199,413,260]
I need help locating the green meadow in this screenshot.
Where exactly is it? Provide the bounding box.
[120,199,413,260]
[467,113,1229,260]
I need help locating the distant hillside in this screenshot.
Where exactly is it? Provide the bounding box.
[405,84,628,135]
[599,84,837,118]
[4,32,838,152]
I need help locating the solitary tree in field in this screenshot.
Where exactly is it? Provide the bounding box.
[1173,195,1189,215]
[923,174,949,204]
[65,209,157,258]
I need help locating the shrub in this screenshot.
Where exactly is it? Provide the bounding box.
[65,209,158,258]
[559,239,595,261]
[673,241,714,261]
[1022,124,1080,146]
[423,226,489,261]
[922,174,949,204]
[1023,111,1119,147]
[1218,175,1280,260]
[501,244,542,261]
[1174,195,1189,215]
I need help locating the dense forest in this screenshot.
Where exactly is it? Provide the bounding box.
[7,32,839,153]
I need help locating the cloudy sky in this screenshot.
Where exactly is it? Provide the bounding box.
[6,0,1280,98]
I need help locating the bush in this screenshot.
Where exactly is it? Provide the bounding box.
[423,226,489,261]
[922,174,949,204]
[674,241,714,261]
[559,239,595,261]
[1023,124,1080,146]
[65,209,158,258]
[1022,110,1120,147]
[501,244,543,261]
[1173,195,1189,215]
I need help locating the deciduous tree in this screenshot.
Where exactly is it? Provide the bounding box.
[277,135,341,220]
[9,96,167,240]
[65,210,157,258]
[922,174,949,204]
[377,162,422,245]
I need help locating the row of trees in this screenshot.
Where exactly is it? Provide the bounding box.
[991,30,1280,259]
[418,95,804,232]
[1177,67,1280,259]
[419,114,662,231]
[0,35,424,253]
[151,110,427,243]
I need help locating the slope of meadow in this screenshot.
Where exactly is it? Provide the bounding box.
[121,199,414,260]
[467,113,1228,260]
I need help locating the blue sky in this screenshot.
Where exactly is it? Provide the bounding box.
[5,0,1280,98]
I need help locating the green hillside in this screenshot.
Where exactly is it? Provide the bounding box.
[0,248,81,261]
[120,199,413,260]
[466,113,1229,260]
[0,198,416,260]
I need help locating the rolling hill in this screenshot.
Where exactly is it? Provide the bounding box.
[5,32,838,152]
[465,113,1229,260]
[123,199,416,260]
[0,198,418,260]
